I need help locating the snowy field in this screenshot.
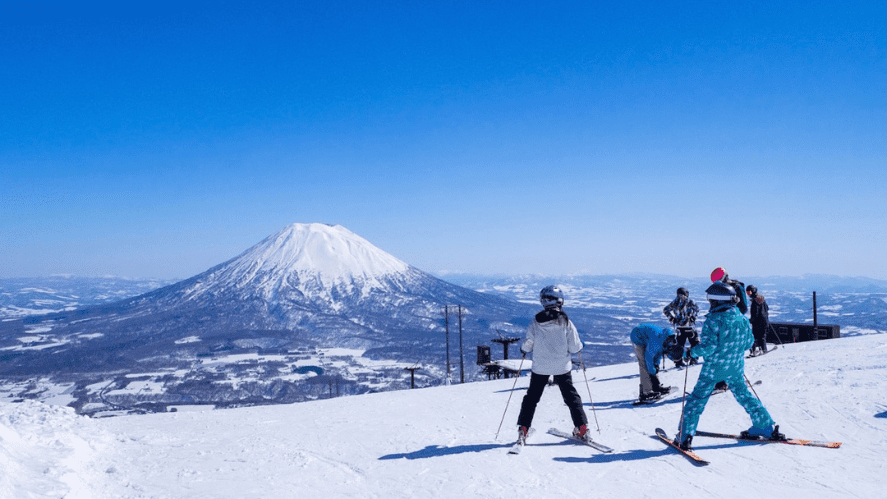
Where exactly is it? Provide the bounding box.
[2,334,885,499]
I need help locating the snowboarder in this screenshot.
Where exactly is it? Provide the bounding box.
[662,287,700,367]
[673,280,784,450]
[629,324,684,402]
[516,286,590,445]
[746,285,770,355]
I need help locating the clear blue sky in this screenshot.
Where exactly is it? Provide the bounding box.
[2,1,885,280]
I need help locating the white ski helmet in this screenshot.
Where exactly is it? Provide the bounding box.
[539,285,565,309]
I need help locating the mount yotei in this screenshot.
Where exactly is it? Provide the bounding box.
[0,224,620,415]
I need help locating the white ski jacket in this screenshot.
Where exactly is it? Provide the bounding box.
[520,310,582,375]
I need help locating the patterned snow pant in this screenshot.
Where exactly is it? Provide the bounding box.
[679,368,774,437]
[517,372,588,429]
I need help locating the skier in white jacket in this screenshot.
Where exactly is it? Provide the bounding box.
[515,286,589,445]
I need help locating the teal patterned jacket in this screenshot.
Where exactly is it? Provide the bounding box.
[690,306,754,379]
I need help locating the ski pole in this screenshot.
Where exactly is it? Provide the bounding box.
[495,353,525,440]
[768,323,785,346]
[744,373,761,401]
[579,354,601,432]
[677,355,690,446]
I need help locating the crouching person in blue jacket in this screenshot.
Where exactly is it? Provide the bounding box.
[674,280,784,450]
[630,324,683,402]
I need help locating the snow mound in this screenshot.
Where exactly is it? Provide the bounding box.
[3,334,886,498]
[0,400,113,499]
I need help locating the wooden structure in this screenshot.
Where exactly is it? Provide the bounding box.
[769,323,840,343]
[403,365,421,389]
[491,336,521,360]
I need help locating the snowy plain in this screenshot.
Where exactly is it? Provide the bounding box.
[2,333,885,499]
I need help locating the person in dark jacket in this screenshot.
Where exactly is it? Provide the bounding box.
[662,287,700,367]
[746,285,770,355]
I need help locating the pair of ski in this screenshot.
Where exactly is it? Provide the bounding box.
[632,385,674,406]
[655,428,842,465]
[747,345,778,358]
[508,427,614,454]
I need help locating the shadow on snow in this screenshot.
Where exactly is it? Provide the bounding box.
[378,436,748,463]
[379,441,565,460]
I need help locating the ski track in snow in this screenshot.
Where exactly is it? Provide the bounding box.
[2,334,886,498]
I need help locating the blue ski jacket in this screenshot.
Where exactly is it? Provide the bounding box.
[630,324,672,375]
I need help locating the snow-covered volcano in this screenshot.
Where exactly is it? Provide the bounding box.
[0,223,565,389]
[174,223,416,311]
[210,223,410,294]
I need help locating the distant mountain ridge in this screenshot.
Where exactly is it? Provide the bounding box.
[3,227,884,415]
[0,224,556,391]
[0,275,178,318]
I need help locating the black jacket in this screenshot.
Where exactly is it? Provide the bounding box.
[749,294,769,331]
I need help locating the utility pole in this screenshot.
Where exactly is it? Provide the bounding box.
[443,306,451,385]
[458,305,464,384]
[813,291,819,339]
[443,305,466,384]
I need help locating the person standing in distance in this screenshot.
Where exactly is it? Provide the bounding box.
[746,285,770,355]
[516,286,590,445]
[662,287,700,367]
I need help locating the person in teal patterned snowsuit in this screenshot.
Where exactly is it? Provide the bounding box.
[676,281,777,448]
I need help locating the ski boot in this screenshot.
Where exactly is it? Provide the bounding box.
[651,376,672,396]
[572,424,590,443]
[638,391,659,403]
[673,433,693,450]
[517,425,530,445]
[654,385,673,396]
[741,424,786,441]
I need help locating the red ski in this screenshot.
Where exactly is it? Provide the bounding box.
[655,428,709,465]
[694,430,841,448]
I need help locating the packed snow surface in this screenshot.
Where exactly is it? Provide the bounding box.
[2,334,885,499]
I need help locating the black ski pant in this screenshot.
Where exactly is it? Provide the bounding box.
[752,325,768,352]
[517,372,587,429]
[676,326,699,355]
